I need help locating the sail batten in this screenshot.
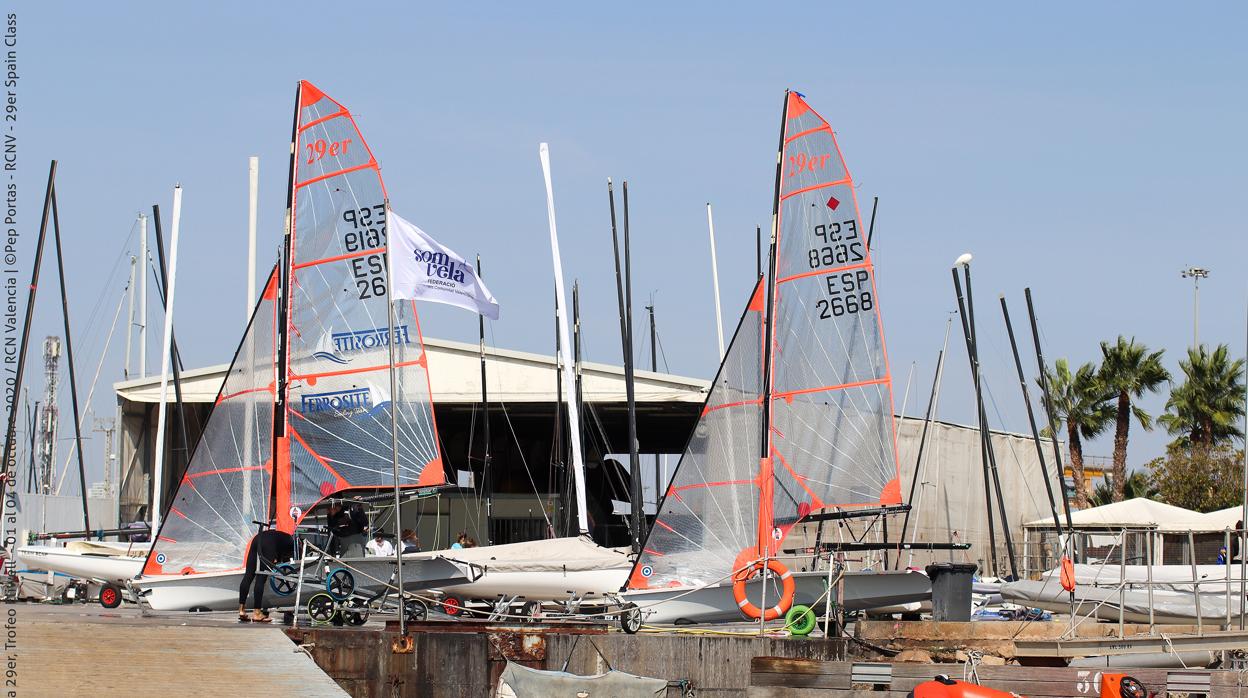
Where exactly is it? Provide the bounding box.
[628,91,900,594]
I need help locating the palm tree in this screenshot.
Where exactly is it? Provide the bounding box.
[1099,337,1170,502]
[1088,470,1158,508]
[1159,344,1246,451]
[1041,358,1113,509]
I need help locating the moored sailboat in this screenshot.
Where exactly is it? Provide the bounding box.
[621,90,930,625]
[134,81,476,611]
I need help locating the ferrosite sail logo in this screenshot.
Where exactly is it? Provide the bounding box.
[312,324,412,366]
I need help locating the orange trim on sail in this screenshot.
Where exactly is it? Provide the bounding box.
[296,161,377,189]
[299,80,327,108]
[773,375,890,401]
[274,436,293,533]
[777,260,871,286]
[773,450,823,510]
[416,457,445,486]
[748,277,766,312]
[292,246,386,271]
[780,177,850,202]
[756,454,776,557]
[216,385,276,405]
[288,355,426,382]
[786,91,810,119]
[670,479,756,494]
[287,427,349,491]
[784,124,831,144]
[299,109,348,133]
[879,477,902,505]
[701,397,762,417]
[187,465,268,480]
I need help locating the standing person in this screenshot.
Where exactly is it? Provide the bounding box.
[338,501,369,558]
[451,532,468,550]
[326,502,349,555]
[238,527,296,623]
[365,531,395,557]
[465,536,478,548]
[400,529,421,554]
[1232,521,1244,563]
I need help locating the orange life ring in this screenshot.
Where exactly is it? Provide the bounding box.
[732,559,795,621]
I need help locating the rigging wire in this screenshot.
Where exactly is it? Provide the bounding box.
[54,277,129,495]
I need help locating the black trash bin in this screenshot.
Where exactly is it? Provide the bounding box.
[925,562,977,622]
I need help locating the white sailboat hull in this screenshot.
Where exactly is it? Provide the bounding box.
[625,570,932,625]
[425,536,633,602]
[137,555,476,611]
[438,568,628,601]
[15,543,149,583]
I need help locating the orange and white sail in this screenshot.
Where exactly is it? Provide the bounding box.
[628,91,900,591]
[144,81,444,576]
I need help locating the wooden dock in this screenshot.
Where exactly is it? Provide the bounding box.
[15,604,346,697]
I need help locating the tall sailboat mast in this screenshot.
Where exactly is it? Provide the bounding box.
[755,90,789,554]
[271,81,301,528]
[539,144,589,535]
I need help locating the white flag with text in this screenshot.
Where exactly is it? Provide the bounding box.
[388,210,499,319]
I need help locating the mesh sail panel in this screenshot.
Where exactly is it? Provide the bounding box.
[143,268,277,575]
[768,92,900,524]
[281,81,442,525]
[629,280,765,589]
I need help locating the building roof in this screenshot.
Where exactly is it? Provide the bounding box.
[113,335,711,405]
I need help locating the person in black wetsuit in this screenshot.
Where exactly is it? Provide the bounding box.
[238,528,296,622]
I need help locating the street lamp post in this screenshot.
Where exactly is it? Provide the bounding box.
[1181,267,1210,347]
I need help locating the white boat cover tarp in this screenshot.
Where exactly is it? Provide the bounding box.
[1041,563,1248,592]
[422,537,632,575]
[495,661,666,698]
[1002,579,1245,623]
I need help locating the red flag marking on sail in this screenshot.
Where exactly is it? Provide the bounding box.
[826,195,840,210]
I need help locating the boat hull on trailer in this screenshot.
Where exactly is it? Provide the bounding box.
[430,537,634,602]
[626,569,932,625]
[16,542,149,583]
[137,555,475,611]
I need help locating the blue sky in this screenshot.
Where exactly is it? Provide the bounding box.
[10,2,1247,489]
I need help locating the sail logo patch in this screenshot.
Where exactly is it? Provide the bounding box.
[640,564,653,578]
[300,387,373,415]
[787,152,830,177]
[313,325,411,365]
[155,553,166,564]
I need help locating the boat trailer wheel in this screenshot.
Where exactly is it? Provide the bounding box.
[442,596,462,616]
[98,583,122,609]
[404,599,428,623]
[269,563,298,596]
[620,603,642,634]
[307,592,339,623]
[325,568,355,600]
[342,599,369,627]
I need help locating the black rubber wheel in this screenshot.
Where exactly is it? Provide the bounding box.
[620,603,642,635]
[342,600,369,627]
[307,592,339,623]
[325,568,355,601]
[404,599,428,623]
[269,563,298,596]
[98,583,123,609]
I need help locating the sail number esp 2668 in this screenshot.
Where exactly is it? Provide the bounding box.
[816,270,873,319]
[807,218,864,269]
